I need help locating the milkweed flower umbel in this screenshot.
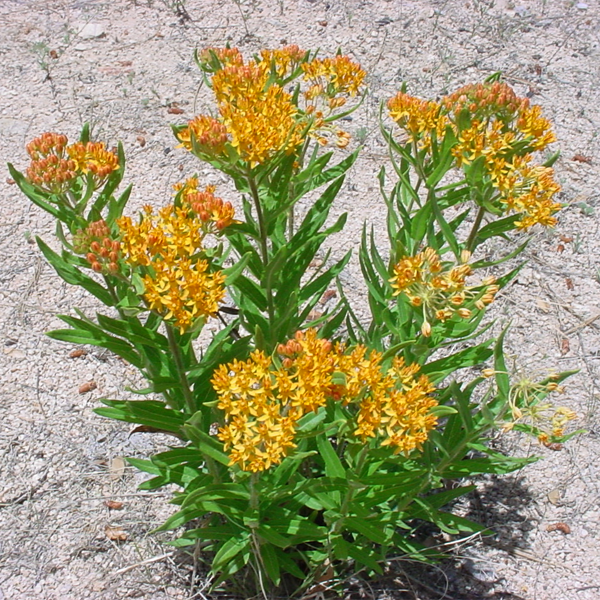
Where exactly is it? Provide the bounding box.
[25,133,119,193]
[176,46,366,166]
[388,81,562,229]
[117,203,226,333]
[211,329,438,472]
[391,248,498,336]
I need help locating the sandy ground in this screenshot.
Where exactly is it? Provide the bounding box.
[0,0,599,598]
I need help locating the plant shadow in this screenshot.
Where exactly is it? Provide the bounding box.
[343,474,536,600]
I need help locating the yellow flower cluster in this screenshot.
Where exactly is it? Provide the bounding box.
[25,133,118,193]
[117,204,225,333]
[302,55,366,104]
[211,329,437,472]
[387,92,448,150]
[390,248,498,337]
[176,115,229,156]
[495,156,562,229]
[178,55,304,167]
[260,45,308,79]
[177,46,366,164]
[175,178,236,232]
[494,370,578,443]
[67,141,119,180]
[388,82,561,229]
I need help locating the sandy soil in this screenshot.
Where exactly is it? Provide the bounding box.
[0,1,599,598]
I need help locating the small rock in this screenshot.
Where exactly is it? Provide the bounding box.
[79,23,106,39]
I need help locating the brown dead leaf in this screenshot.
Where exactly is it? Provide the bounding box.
[565,278,574,291]
[167,104,185,114]
[571,153,592,164]
[543,442,563,451]
[49,49,58,59]
[318,20,328,26]
[79,381,97,394]
[104,500,124,510]
[547,522,571,534]
[136,136,146,147]
[105,525,128,541]
[559,234,573,243]
[109,457,126,480]
[6,178,15,185]
[556,243,565,253]
[320,289,337,304]
[69,348,88,359]
[560,338,570,355]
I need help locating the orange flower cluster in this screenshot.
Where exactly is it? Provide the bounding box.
[25,133,119,193]
[388,82,562,229]
[117,204,225,333]
[175,178,236,232]
[26,133,78,193]
[174,115,228,156]
[73,219,121,274]
[211,329,437,472]
[390,248,498,337]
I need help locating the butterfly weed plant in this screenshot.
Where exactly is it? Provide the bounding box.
[10,47,581,596]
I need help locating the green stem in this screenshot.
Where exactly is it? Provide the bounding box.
[166,323,196,415]
[247,171,276,331]
[331,445,369,536]
[465,205,486,253]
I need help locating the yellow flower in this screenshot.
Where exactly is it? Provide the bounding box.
[142,256,225,333]
[496,156,561,229]
[388,92,448,149]
[260,45,308,78]
[175,115,229,156]
[354,355,437,454]
[302,55,366,98]
[67,141,119,180]
[118,203,225,332]
[212,329,438,471]
[390,248,498,334]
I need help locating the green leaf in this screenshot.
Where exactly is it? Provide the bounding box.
[346,516,389,545]
[212,535,251,573]
[36,238,113,306]
[94,399,185,433]
[315,435,345,478]
[346,544,383,574]
[183,423,231,466]
[494,325,511,400]
[260,543,281,585]
[48,325,143,368]
[422,340,493,381]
